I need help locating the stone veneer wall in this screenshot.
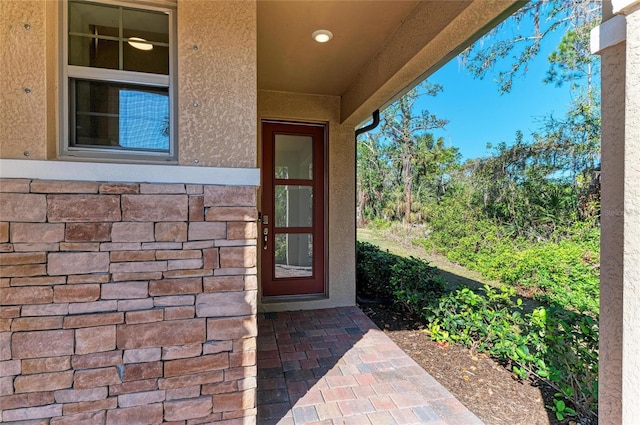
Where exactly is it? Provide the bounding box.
[0,178,258,424]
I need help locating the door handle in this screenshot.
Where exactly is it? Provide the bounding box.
[263,228,268,250]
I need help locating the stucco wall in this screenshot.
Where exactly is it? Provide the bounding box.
[257,90,356,311]
[1,0,257,168]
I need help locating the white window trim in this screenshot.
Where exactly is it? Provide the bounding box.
[60,0,177,162]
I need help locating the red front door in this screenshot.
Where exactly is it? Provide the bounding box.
[261,121,325,297]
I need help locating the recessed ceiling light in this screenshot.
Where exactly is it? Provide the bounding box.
[312,29,333,43]
[128,37,153,51]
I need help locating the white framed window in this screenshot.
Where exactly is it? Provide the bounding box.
[61,0,176,162]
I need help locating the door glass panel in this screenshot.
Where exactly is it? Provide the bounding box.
[275,135,313,180]
[275,234,313,278]
[275,185,313,228]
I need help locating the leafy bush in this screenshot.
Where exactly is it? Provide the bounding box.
[424,285,598,420]
[356,241,397,300]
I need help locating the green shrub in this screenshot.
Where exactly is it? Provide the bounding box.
[389,256,445,316]
[355,241,397,300]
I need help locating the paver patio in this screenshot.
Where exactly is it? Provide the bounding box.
[257,306,485,424]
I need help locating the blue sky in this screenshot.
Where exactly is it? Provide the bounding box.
[413,28,574,161]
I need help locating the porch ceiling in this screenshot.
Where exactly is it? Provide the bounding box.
[257,0,521,126]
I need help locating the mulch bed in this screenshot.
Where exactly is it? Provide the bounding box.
[360,302,570,425]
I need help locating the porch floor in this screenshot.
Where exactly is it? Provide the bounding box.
[257,306,485,425]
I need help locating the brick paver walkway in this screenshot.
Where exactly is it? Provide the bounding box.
[257,306,484,425]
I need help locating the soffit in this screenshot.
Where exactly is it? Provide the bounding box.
[257,0,422,96]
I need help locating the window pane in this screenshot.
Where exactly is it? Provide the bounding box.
[123,8,169,43]
[275,135,313,180]
[275,234,313,278]
[71,79,170,152]
[69,35,119,69]
[69,1,119,35]
[275,186,313,228]
[123,43,169,75]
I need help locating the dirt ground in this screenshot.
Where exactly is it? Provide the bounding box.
[360,302,564,425]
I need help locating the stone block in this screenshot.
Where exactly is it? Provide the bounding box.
[21,303,69,317]
[227,222,257,240]
[76,325,116,354]
[148,277,202,296]
[111,222,154,243]
[163,269,213,279]
[47,195,121,222]
[212,389,255,413]
[230,350,256,368]
[203,248,220,269]
[117,319,206,349]
[117,389,165,407]
[54,387,108,403]
[167,258,203,270]
[0,359,20,376]
[125,309,164,324]
[105,403,163,425]
[205,207,257,222]
[71,351,122,370]
[30,180,99,194]
[0,264,47,278]
[204,186,256,207]
[99,183,139,194]
[164,353,228,378]
[163,306,195,321]
[67,274,110,284]
[109,378,157,396]
[141,242,182,250]
[203,276,244,292]
[68,300,117,315]
[189,195,205,221]
[21,357,71,375]
[205,342,234,358]
[196,291,256,317]
[48,252,109,275]
[11,316,64,332]
[110,250,156,262]
[0,286,52,305]
[161,344,202,361]
[10,223,65,243]
[121,195,188,222]
[60,242,101,251]
[214,267,257,277]
[219,247,256,268]
[183,241,214,250]
[0,222,8,242]
[166,385,200,400]
[153,295,195,307]
[12,330,74,359]
[0,193,46,222]
[245,275,257,290]
[65,223,112,242]
[110,261,167,274]
[122,361,162,382]
[63,312,124,329]
[201,380,237,395]
[63,397,117,415]
[157,370,223,390]
[0,375,12,395]
[140,183,185,194]
[155,250,201,260]
[186,185,203,195]
[188,222,226,241]
[14,371,73,393]
[117,298,154,311]
[1,403,63,421]
[101,281,149,300]
[155,222,187,242]
[0,179,31,193]
[74,367,120,389]
[112,272,163,282]
[99,242,141,251]
[54,284,100,303]
[207,316,257,341]
[164,396,213,421]
[0,391,54,410]
[214,239,257,247]
[0,243,13,252]
[51,410,105,425]
[123,347,161,364]
[0,306,20,318]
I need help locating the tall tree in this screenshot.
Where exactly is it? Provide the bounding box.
[380,83,448,224]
